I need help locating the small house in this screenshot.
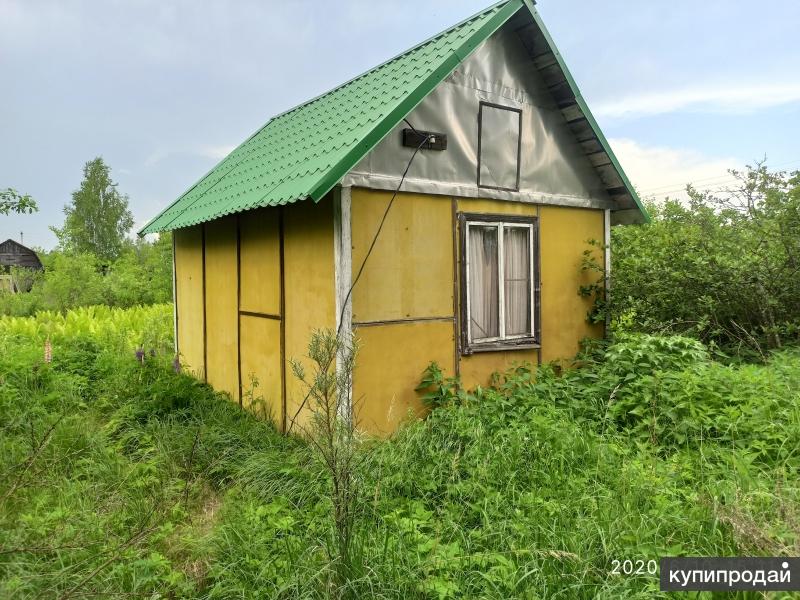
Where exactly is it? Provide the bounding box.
[0,239,43,293]
[141,0,648,434]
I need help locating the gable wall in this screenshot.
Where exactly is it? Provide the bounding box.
[345,18,612,210]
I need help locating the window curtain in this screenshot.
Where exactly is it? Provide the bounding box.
[468,225,499,340]
[504,227,530,336]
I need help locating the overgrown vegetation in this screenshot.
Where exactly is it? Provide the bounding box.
[1,157,172,317]
[2,306,798,598]
[0,237,173,316]
[604,164,800,359]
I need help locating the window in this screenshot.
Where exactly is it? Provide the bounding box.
[460,213,539,353]
[477,102,522,191]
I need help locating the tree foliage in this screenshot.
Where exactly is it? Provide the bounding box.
[0,234,173,316]
[607,164,800,358]
[52,157,134,262]
[0,188,37,215]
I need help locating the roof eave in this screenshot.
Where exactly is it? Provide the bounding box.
[522,0,650,224]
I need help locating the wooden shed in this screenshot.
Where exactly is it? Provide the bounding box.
[0,239,43,293]
[141,0,648,435]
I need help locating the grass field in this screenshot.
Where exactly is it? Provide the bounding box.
[1,305,798,598]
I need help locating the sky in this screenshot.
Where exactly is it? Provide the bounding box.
[1,0,799,250]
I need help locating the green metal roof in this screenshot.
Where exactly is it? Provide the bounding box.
[140,0,522,234]
[141,0,648,234]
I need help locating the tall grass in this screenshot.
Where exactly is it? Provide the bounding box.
[1,307,798,598]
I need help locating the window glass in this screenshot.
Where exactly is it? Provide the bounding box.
[478,104,521,191]
[468,225,499,340]
[504,226,531,336]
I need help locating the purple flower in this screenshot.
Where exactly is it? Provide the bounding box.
[172,355,181,374]
[135,348,145,364]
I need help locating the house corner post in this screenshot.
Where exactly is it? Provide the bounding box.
[333,185,354,421]
[603,208,611,336]
[171,232,178,355]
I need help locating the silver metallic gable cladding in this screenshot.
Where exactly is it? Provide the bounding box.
[343,12,621,214]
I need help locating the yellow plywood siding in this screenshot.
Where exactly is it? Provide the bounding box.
[238,206,283,427]
[204,217,240,402]
[283,195,335,432]
[354,320,454,435]
[539,205,603,362]
[456,198,534,217]
[174,226,205,378]
[459,349,538,389]
[351,190,454,322]
[240,209,281,316]
[172,186,603,436]
[239,314,282,423]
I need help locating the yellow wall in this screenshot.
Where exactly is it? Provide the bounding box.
[174,226,205,378]
[350,189,457,435]
[238,207,283,428]
[539,205,604,363]
[351,191,454,322]
[455,198,603,378]
[459,349,539,389]
[283,195,336,432]
[349,192,604,433]
[240,210,281,315]
[239,314,282,421]
[354,320,454,435]
[204,217,239,402]
[172,189,604,436]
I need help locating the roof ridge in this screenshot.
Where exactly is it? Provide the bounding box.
[269,0,513,122]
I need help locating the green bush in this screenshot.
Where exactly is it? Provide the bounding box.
[608,166,800,357]
[0,234,172,317]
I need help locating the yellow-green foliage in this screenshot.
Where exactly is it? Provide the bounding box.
[0,303,173,353]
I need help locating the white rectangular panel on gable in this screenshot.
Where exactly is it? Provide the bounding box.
[344,11,615,210]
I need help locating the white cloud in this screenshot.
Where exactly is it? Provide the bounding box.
[144,144,237,167]
[198,144,237,160]
[595,82,800,119]
[609,138,741,200]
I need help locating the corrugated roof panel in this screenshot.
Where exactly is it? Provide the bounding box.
[142,0,649,233]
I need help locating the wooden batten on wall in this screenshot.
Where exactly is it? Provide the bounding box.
[236,208,285,430]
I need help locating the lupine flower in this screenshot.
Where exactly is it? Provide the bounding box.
[135,348,145,364]
[44,338,52,363]
[172,355,181,374]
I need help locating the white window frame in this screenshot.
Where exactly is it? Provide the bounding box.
[464,217,536,348]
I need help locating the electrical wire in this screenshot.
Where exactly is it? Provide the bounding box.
[639,158,800,196]
[288,126,433,432]
[336,129,432,335]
